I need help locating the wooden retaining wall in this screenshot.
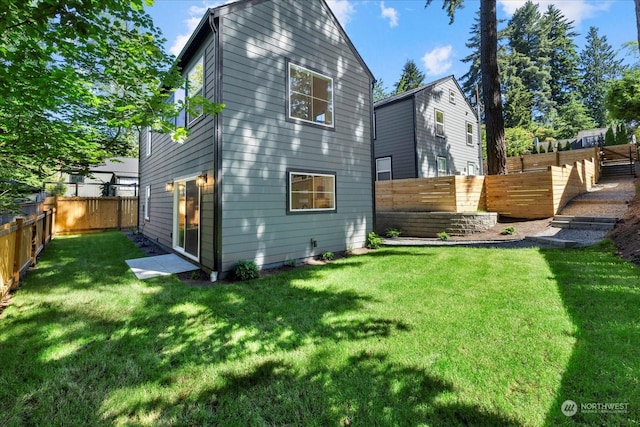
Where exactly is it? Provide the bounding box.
[0,210,55,300]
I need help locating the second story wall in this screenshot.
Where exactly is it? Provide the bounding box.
[373,99,416,180]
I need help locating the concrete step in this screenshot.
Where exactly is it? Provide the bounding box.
[551,215,616,231]
[601,164,635,177]
[524,236,579,248]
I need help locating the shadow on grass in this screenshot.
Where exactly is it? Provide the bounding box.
[542,241,640,425]
[1,232,520,426]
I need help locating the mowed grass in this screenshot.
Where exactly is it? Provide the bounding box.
[1,232,639,426]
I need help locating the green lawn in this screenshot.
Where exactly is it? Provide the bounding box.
[1,232,638,426]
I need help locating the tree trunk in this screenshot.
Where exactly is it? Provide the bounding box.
[480,0,507,175]
[636,0,640,55]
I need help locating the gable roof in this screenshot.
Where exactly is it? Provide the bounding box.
[374,75,453,109]
[175,0,373,81]
[90,158,138,178]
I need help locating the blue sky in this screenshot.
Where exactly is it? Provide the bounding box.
[146,0,636,93]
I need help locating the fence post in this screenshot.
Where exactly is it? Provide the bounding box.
[117,197,122,230]
[12,218,24,289]
[30,220,37,267]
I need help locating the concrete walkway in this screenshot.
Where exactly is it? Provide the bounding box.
[125,254,198,280]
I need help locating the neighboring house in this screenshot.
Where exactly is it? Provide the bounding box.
[373,76,481,180]
[138,0,374,279]
[63,157,139,197]
[574,128,606,149]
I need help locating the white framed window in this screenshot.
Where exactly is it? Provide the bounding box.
[435,109,445,137]
[287,62,334,128]
[186,55,204,125]
[437,157,447,176]
[449,89,456,104]
[467,162,476,176]
[376,157,392,181]
[288,171,336,212]
[146,127,152,157]
[466,122,474,146]
[144,185,151,221]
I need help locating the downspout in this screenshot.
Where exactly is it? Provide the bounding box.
[208,12,223,280]
[412,96,418,177]
[370,79,376,235]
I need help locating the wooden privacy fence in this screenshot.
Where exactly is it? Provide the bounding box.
[487,146,601,173]
[46,196,138,233]
[375,176,487,213]
[376,159,597,221]
[0,210,55,300]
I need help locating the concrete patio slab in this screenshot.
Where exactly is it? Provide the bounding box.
[125,254,198,280]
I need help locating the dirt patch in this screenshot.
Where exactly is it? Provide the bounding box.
[607,179,640,267]
[124,231,168,257]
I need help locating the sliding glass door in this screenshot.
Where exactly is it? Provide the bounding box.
[173,177,200,259]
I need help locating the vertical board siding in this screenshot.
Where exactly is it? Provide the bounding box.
[219,0,372,274]
[373,100,416,179]
[414,79,479,177]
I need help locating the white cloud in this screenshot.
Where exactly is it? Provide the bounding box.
[498,0,611,25]
[326,0,356,28]
[169,1,233,56]
[422,45,453,76]
[380,2,399,28]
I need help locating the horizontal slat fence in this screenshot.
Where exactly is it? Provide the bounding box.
[0,210,55,300]
[484,146,602,174]
[376,159,597,224]
[49,197,138,233]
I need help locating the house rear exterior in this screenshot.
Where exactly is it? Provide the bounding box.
[138,0,374,279]
[374,76,481,180]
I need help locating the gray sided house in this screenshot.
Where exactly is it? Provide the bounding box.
[374,76,481,180]
[138,0,374,279]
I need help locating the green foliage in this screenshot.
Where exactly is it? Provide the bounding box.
[366,232,382,249]
[505,127,534,156]
[606,70,640,124]
[393,60,425,95]
[46,182,67,197]
[539,144,546,154]
[605,126,616,146]
[437,231,450,241]
[616,123,629,145]
[321,251,335,261]
[373,79,391,102]
[531,144,539,154]
[501,226,516,235]
[385,228,401,239]
[580,26,626,127]
[554,95,596,139]
[0,0,223,211]
[234,260,260,281]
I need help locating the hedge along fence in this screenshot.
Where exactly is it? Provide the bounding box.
[45,196,138,234]
[0,210,55,300]
[375,176,486,213]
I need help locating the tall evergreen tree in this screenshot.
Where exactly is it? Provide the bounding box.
[373,79,391,102]
[580,26,625,127]
[503,1,554,124]
[427,0,506,175]
[393,60,425,94]
[554,94,596,139]
[542,5,581,107]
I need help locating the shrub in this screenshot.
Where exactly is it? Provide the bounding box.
[234,260,259,281]
[605,126,615,146]
[539,145,546,154]
[321,251,334,261]
[437,231,449,241]
[501,226,516,235]
[366,232,382,249]
[386,228,401,238]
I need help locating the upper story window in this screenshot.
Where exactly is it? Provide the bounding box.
[146,127,152,157]
[287,62,334,128]
[376,157,392,181]
[466,122,474,146]
[186,55,204,124]
[449,89,456,104]
[69,174,84,184]
[435,109,445,137]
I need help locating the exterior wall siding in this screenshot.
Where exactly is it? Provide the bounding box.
[218,0,373,274]
[373,99,416,179]
[138,33,216,268]
[414,79,480,177]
